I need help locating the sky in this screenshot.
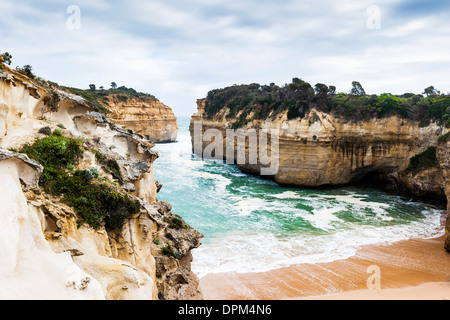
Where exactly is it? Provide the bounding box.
[1,0,450,116]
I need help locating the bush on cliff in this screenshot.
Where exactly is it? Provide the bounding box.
[21,135,141,230]
[16,65,35,79]
[64,85,158,115]
[203,79,450,129]
[407,147,438,175]
[1,51,12,65]
[438,132,450,144]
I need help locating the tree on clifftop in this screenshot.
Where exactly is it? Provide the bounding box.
[1,52,12,65]
[111,82,117,89]
[16,65,35,79]
[314,83,329,96]
[423,86,440,97]
[350,81,366,96]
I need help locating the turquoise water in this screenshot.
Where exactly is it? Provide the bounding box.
[153,117,445,277]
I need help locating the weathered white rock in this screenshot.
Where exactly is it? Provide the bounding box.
[0,154,105,300]
[0,65,202,300]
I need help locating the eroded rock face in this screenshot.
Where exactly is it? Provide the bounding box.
[438,142,450,251]
[0,152,105,300]
[101,95,178,143]
[191,99,444,187]
[0,65,202,300]
[148,202,203,300]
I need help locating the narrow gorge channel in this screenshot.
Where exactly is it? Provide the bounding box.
[154,117,448,285]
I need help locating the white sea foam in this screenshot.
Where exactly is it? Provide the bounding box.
[326,194,395,221]
[302,193,395,222]
[191,171,232,196]
[233,198,269,216]
[269,191,303,200]
[192,209,445,278]
[306,207,344,231]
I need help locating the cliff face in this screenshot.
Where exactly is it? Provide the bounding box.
[191,99,444,186]
[0,64,202,300]
[438,141,450,251]
[190,99,450,249]
[100,95,178,143]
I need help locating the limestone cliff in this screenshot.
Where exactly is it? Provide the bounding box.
[437,140,450,251]
[191,99,445,187]
[0,62,202,300]
[99,94,178,143]
[190,98,450,250]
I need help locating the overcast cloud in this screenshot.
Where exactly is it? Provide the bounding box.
[1,0,449,116]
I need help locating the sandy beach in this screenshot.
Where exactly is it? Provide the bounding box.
[200,235,450,300]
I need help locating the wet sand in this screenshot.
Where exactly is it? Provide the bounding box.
[200,236,450,300]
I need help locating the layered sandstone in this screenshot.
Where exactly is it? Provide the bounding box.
[191,99,445,187]
[101,95,178,143]
[0,63,202,300]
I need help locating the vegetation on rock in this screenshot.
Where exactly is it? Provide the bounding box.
[65,85,158,115]
[438,132,450,144]
[204,78,450,129]
[161,245,180,259]
[20,134,141,230]
[1,51,12,65]
[16,65,36,79]
[407,147,439,175]
[92,148,122,181]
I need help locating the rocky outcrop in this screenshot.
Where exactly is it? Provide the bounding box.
[191,99,445,187]
[438,141,450,251]
[0,64,202,300]
[100,94,178,143]
[0,152,106,299]
[393,141,450,251]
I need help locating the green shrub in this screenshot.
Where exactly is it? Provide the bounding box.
[55,173,141,230]
[38,127,52,136]
[287,104,306,120]
[408,147,438,175]
[20,135,140,230]
[438,132,450,144]
[419,119,431,128]
[169,217,188,230]
[106,159,122,179]
[161,245,180,259]
[376,93,401,115]
[20,136,84,181]
[92,148,104,161]
[92,148,122,180]
[117,95,128,102]
[48,91,60,112]
[16,65,35,79]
